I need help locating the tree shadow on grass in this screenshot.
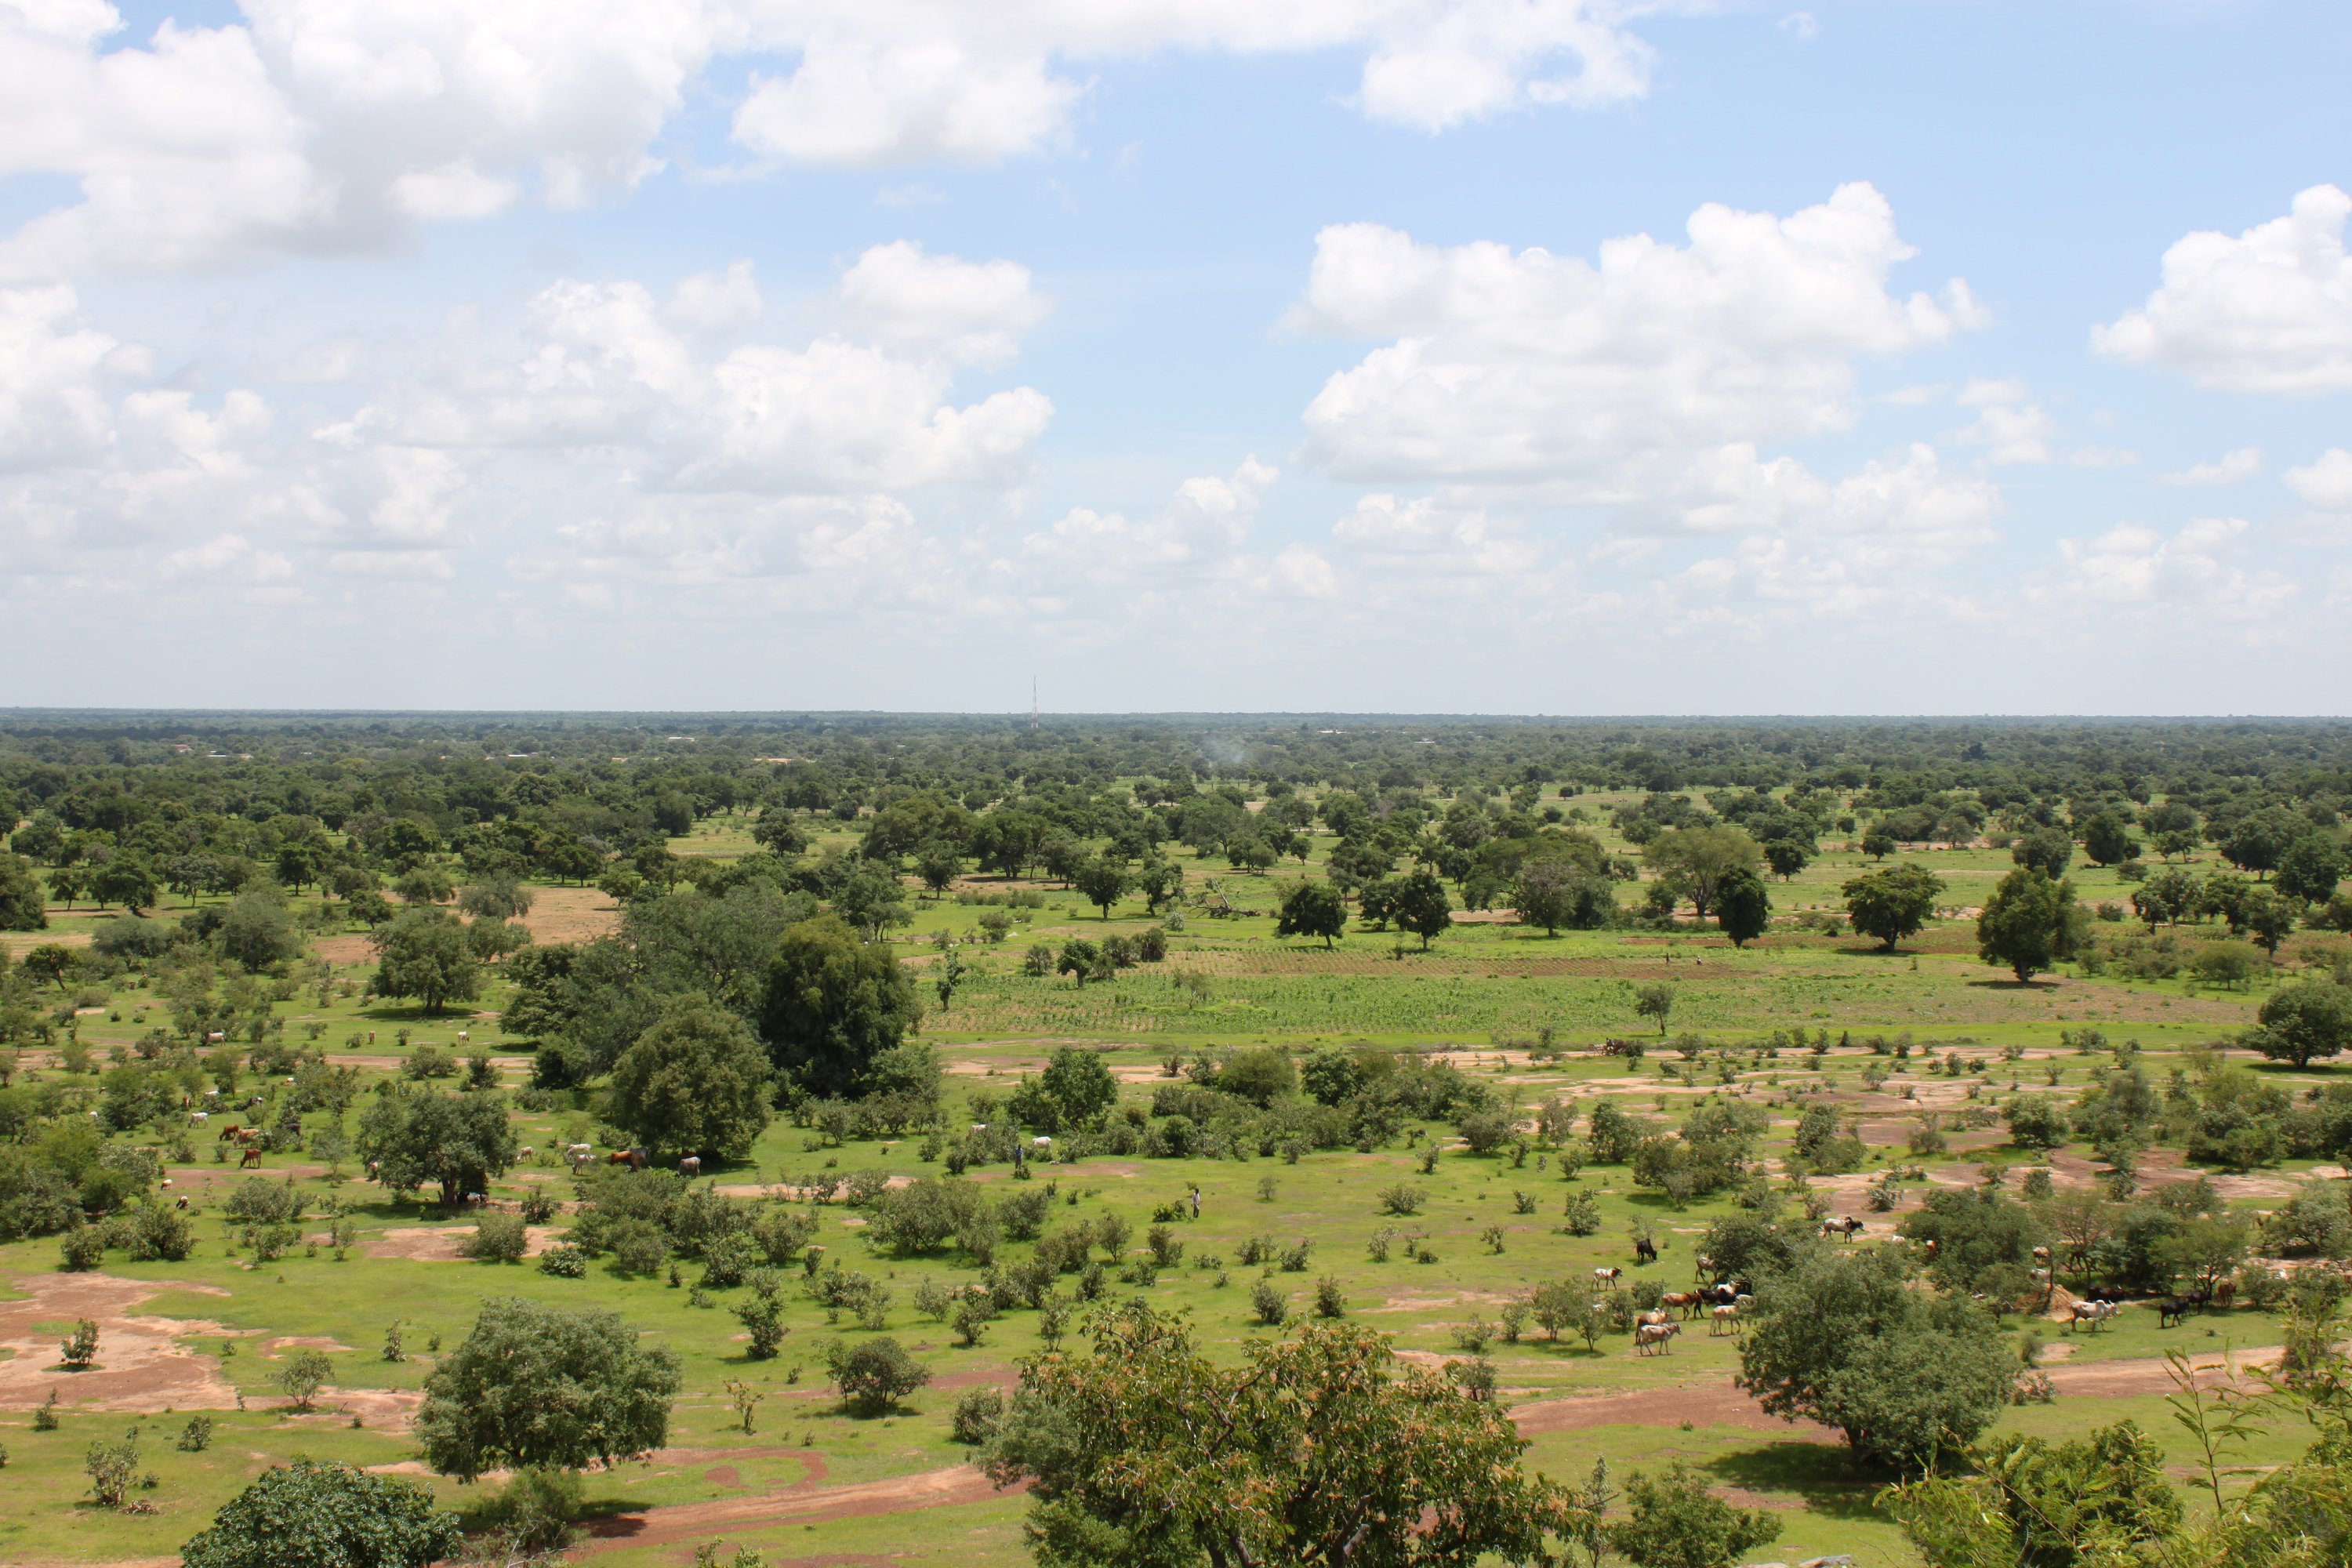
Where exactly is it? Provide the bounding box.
[1703,1442,1892,1521]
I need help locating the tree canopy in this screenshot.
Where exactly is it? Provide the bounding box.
[604,1000,773,1158]
[180,1460,463,1568]
[416,1298,681,1481]
[757,915,923,1098]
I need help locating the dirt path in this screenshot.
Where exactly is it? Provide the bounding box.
[0,1272,239,1413]
[1508,1343,2288,1443]
[578,1463,1016,1552]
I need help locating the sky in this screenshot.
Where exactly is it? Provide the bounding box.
[2,0,2349,715]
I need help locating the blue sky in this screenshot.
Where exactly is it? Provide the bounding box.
[3,0,2348,713]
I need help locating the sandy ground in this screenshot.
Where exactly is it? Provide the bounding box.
[0,1272,239,1413]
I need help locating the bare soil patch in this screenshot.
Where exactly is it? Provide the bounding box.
[1512,1380,1841,1443]
[579,1463,1013,1551]
[363,1225,562,1261]
[0,1272,239,1413]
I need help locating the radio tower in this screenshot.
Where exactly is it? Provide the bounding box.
[1030,677,1039,731]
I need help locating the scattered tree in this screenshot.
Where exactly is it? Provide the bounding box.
[1842,864,1944,952]
[416,1298,681,1481]
[604,1002,774,1160]
[180,1458,464,1568]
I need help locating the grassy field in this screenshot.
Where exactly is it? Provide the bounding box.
[1,804,2344,1568]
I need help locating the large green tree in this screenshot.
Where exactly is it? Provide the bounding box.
[2278,834,2347,906]
[1642,826,1761,921]
[986,1303,1570,1567]
[1737,1247,2016,1469]
[758,915,923,1098]
[604,1002,773,1158]
[1392,868,1455,951]
[1713,867,1770,948]
[180,1460,463,1568]
[1842,864,1944,951]
[369,908,481,1014]
[1512,858,1613,935]
[356,1087,517,1204]
[416,1298,681,1482]
[0,853,45,931]
[1975,868,2082,984]
[1274,880,1348,948]
[2248,982,2352,1069]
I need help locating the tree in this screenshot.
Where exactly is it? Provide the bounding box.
[2011,828,2074,879]
[604,1002,773,1159]
[825,1337,931,1415]
[1882,1422,2184,1568]
[369,909,481,1014]
[1643,826,1761,921]
[2079,811,2140,868]
[2247,982,2352,1068]
[986,1303,1570,1568]
[2220,805,2303,877]
[1976,869,2081,984]
[1513,858,1611,935]
[2244,887,2296,956]
[1135,855,1185,913]
[1275,880,1348,949]
[1841,864,1944,952]
[758,916,923,1100]
[833,865,912,939]
[91,857,160,913]
[1713,867,1770,948]
[913,839,964,897]
[1073,858,1130,920]
[218,892,302,973]
[1860,829,1896,860]
[1033,1045,1118,1130]
[1737,1247,2015,1469]
[416,1298,681,1482]
[276,1348,333,1411]
[1760,838,1810,881]
[2004,1094,2070,1152]
[357,1087,518,1205]
[0,853,45,931]
[1392,868,1454,951]
[2277,834,2347,906]
[181,1461,463,1568]
[1606,1465,1780,1568]
[1635,982,1675,1035]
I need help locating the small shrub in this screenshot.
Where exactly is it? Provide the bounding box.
[1562,1192,1601,1236]
[950,1387,1005,1445]
[1250,1278,1288,1326]
[538,1243,587,1278]
[1377,1184,1425,1217]
[60,1228,107,1272]
[463,1210,531,1263]
[60,1318,100,1368]
[1313,1276,1346,1318]
[176,1414,213,1453]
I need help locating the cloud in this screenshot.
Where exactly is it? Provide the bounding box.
[666,261,764,337]
[2161,447,2262,487]
[2039,517,2296,620]
[837,241,1048,366]
[2285,448,2352,512]
[1024,456,1278,582]
[0,1,1681,278]
[1290,183,1980,500]
[2095,185,2352,394]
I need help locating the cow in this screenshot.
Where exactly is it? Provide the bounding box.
[456,1030,470,1043]
[1635,1308,1673,1328]
[1592,1266,1622,1290]
[2068,1301,2119,1333]
[174,1196,188,1210]
[2158,1296,2198,1329]
[610,1149,648,1171]
[679,1156,702,1177]
[1634,1322,1679,1356]
[190,1111,209,1127]
[1693,1253,1717,1283]
[1633,1236,1659,1266]
[565,1143,593,1170]
[218,1124,244,1143]
[1661,1290,1704,1319]
[1734,1294,1755,1311]
[367,1161,381,1180]
[1711,1303,1743,1335]
[205,1032,227,1044]
[1033,1136,1054,1152]
[464,1192,486,1208]
[1822,1217,1865,1241]
[516,1147,533,1164]
[2214,1279,2238,1309]
[1704,1282,1744,1308]
[238,1148,263,1169]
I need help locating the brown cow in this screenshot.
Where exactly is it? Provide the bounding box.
[1592,1266,1622,1290]
[238,1148,263,1169]
[218,1124,243,1143]
[1661,1290,1704,1319]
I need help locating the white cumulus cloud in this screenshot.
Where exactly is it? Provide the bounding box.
[2095,185,2352,394]
[2285,448,2352,512]
[2161,447,2262,487]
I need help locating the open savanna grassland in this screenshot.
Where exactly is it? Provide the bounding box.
[3,717,2349,1568]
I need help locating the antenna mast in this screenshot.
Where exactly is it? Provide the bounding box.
[1030,677,1038,732]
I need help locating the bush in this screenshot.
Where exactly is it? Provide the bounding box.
[1562,1192,1602,1236]
[1250,1278,1288,1326]
[1377,1184,1425,1217]
[60,1226,107,1271]
[950,1386,1004,1445]
[1313,1276,1347,1318]
[463,1211,531,1263]
[537,1243,587,1278]
[177,1414,214,1452]
[826,1337,930,1415]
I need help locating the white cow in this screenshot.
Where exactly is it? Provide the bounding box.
[190,1111,209,1127]
[1635,1322,1679,1356]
